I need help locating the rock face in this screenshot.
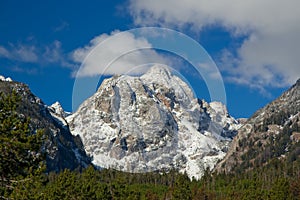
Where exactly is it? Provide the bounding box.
[215,78,300,173]
[0,77,91,172]
[67,65,240,179]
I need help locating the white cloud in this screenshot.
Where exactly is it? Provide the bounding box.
[43,40,74,68]
[224,30,300,88]
[0,40,72,67]
[15,45,38,62]
[128,0,300,87]
[43,40,62,63]
[0,46,11,58]
[0,44,38,63]
[71,30,171,77]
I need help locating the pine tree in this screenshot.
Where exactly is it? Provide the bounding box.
[172,173,192,200]
[0,90,45,197]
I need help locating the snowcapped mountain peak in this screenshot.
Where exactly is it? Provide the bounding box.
[142,64,172,80]
[0,75,12,82]
[50,101,63,112]
[49,101,70,118]
[141,65,173,88]
[67,64,240,179]
[48,101,71,129]
[141,65,195,108]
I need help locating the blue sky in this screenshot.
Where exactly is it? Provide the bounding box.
[1,0,299,118]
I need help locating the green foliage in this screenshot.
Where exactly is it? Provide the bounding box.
[1,91,300,199]
[3,158,300,199]
[0,91,45,198]
[172,173,192,200]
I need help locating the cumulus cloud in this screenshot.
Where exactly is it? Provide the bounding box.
[128,0,300,87]
[71,30,171,77]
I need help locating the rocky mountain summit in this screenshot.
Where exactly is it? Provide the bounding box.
[67,65,240,179]
[0,77,91,172]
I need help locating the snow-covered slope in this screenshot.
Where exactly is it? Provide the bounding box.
[0,75,12,82]
[67,65,240,179]
[48,101,71,128]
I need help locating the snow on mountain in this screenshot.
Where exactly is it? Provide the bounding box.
[49,101,71,117]
[67,64,240,179]
[48,102,71,128]
[0,75,12,82]
[207,101,240,139]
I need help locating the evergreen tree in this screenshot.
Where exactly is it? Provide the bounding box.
[172,173,192,200]
[0,91,45,197]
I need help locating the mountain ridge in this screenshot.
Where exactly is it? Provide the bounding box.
[0,77,91,172]
[215,77,300,173]
[2,72,298,180]
[67,65,240,179]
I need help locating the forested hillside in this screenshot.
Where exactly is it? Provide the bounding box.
[1,90,300,200]
[4,161,300,199]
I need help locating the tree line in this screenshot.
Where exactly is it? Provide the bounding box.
[1,91,300,199]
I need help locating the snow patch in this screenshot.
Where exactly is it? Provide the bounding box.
[0,75,12,82]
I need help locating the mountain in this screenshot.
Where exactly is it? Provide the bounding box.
[215,79,300,173]
[67,65,240,179]
[0,76,91,172]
